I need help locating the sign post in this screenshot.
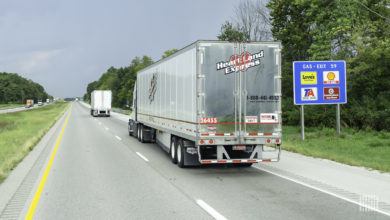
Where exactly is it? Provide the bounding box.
[337,104,340,135]
[293,61,347,140]
[301,105,305,140]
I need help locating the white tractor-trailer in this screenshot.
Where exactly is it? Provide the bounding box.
[129,40,282,167]
[90,90,112,117]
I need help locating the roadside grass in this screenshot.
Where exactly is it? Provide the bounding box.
[0,102,70,183]
[0,103,23,109]
[283,126,390,173]
[112,107,131,115]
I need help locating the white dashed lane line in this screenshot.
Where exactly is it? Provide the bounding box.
[136,152,149,162]
[115,135,122,141]
[196,199,226,220]
[104,127,109,130]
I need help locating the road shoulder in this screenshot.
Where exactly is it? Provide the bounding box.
[256,150,390,215]
[0,106,70,219]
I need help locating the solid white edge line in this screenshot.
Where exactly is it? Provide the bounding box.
[115,135,121,141]
[196,199,227,220]
[254,166,390,217]
[136,152,149,162]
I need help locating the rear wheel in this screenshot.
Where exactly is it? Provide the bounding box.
[177,138,185,168]
[170,137,177,164]
[137,125,141,141]
[139,125,145,143]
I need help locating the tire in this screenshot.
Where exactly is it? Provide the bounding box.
[170,137,177,164]
[137,125,141,141]
[140,125,145,143]
[128,124,132,136]
[177,138,185,168]
[134,124,138,138]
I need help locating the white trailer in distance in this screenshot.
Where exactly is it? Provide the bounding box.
[129,40,282,167]
[90,90,112,117]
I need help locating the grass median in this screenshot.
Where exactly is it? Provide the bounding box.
[0,102,70,183]
[282,126,390,173]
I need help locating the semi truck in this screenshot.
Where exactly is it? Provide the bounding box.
[25,99,34,108]
[128,40,282,167]
[90,90,112,117]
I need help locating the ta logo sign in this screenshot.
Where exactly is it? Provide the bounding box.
[304,89,314,96]
[301,87,318,101]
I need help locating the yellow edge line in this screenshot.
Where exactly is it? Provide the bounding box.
[25,105,72,220]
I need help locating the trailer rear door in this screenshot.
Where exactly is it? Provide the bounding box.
[199,42,281,139]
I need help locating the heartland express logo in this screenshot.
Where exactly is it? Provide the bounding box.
[216,50,264,74]
[149,73,157,104]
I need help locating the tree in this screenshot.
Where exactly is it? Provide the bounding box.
[162,49,179,59]
[233,0,273,41]
[83,55,154,109]
[0,72,52,104]
[217,21,249,41]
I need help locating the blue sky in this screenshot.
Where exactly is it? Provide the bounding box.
[0,0,239,97]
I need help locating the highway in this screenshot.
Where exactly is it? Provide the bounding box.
[0,104,48,115]
[1,102,388,220]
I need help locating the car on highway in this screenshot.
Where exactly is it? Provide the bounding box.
[38,100,43,106]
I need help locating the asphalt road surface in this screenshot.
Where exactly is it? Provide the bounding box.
[11,102,390,219]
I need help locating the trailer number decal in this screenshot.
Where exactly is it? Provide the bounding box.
[200,117,217,124]
[216,50,264,75]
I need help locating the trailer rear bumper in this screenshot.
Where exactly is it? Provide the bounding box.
[200,158,278,164]
[92,109,110,117]
[198,144,281,164]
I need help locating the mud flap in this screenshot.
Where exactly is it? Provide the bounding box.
[183,140,201,166]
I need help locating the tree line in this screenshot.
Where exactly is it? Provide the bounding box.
[83,50,178,108]
[0,72,52,104]
[218,0,390,131]
[85,0,389,131]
